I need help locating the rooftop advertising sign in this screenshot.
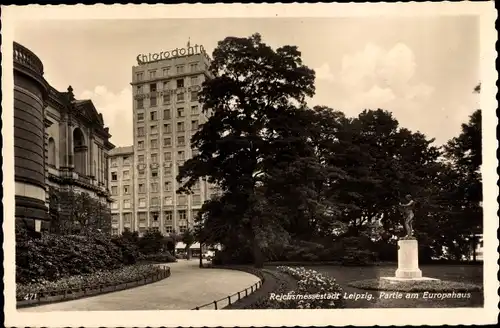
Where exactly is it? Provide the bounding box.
[136,44,206,65]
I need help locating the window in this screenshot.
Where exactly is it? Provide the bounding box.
[178,195,187,205]
[163,123,171,133]
[164,166,172,176]
[176,66,184,74]
[138,212,147,224]
[136,72,144,81]
[164,196,173,205]
[161,153,170,162]
[139,183,146,193]
[190,63,198,72]
[124,185,130,194]
[164,181,171,191]
[163,94,171,105]
[123,199,131,209]
[138,155,144,163]
[123,156,130,165]
[191,91,198,101]
[193,180,200,190]
[149,71,156,80]
[177,108,184,117]
[163,109,171,120]
[111,186,118,195]
[177,136,185,146]
[163,137,172,147]
[137,112,144,121]
[151,153,158,163]
[191,105,199,115]
[151,197,159,206]
[165,225,173,234]
[193,195,201,205]
[177,122,185,132]
[179,225,187,233]
[176,79,184,88]
[150,111,158,121]
[138,140,144,150]
[137,127,145,136]
[111,172,118,181]
[123,213,132,223]
[163,67,170,77]
[139,198,146,208]
[123,170,130,179]
[150,139,158,148]
[139,227,147,234]
[192,148,199,157]
[178,210,187,220]
[191,120,199,130]
[151,182,159,192]
[151,125,158,134]
[138,170,145,177]
[150,96,157,107]
[192,209,200,220]
[177,151,185,160]
[137,99,144,109]
[137,85,143,94]
[164,211,173,222]
[190,76,198,85]
[151,170,158,178]
[111,228,119,235]
[177,92,185,102]
[110,157,117,167]
[111,202,119,209]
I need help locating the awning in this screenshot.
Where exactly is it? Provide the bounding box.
[176,242,201,249]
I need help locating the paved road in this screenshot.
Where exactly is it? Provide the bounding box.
[19,260,260,311]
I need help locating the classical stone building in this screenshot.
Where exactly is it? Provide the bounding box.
[14,41,115,233]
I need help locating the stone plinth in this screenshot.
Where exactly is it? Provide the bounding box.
[395,239,422,279]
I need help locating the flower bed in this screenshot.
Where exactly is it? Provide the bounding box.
[17,264,170,306]
[277,266,345,309]
[139,252,177,263]
[348,278,483,293]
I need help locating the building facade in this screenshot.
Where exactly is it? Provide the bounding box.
[125,44,215,236]
[108,146,135,235]
[14,41,115,233]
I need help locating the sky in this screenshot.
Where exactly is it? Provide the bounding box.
[14,16,480,147]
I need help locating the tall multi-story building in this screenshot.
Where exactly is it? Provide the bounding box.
[14,41,115,233]
[128,43,215,236]
[108,146,135,235]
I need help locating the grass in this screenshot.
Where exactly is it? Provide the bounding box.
[266,263,484,308]
[348,278,483,292]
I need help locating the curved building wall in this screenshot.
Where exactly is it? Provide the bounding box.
[13,42,49,229]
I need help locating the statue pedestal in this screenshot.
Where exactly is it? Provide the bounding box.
[395,239,422,278]
[381,238,439,282]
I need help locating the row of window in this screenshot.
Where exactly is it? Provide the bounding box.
[111,149,196,170]
[111,180,200,195]
[137,76,199,94]
[135,63,200,82]
[137,90,198,109]
[111,225,187,235]
[112,193,203,208]
[138,106,200,122]
[137,135,188,148]
[112,209,197,223]
[137,120,199,136]
[109,155,132,167]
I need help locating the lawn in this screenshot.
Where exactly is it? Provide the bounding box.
[266,263,483,308]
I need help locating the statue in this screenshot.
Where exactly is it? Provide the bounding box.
[399,194,416,237]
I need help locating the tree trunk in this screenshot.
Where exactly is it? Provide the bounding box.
[186,247,192,260]
[471,233,477,262]
[253,238,264,268]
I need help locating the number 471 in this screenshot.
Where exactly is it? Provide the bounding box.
[24,293,37,300]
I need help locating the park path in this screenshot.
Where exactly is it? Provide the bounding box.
[18,260,260,311]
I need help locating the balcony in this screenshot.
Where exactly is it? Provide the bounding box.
[13,42,44,77]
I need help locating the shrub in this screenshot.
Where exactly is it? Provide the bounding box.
[277,266,345,309]
[140,252,177,263]
[17,264,166,301]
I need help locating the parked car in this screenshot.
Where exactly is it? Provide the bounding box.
[202,250,215,261]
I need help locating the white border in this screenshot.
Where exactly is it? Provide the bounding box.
[2,2,498,327]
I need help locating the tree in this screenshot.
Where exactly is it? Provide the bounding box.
[177,33,315,268]
[182,227,196,260]
[443,109,482,261]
